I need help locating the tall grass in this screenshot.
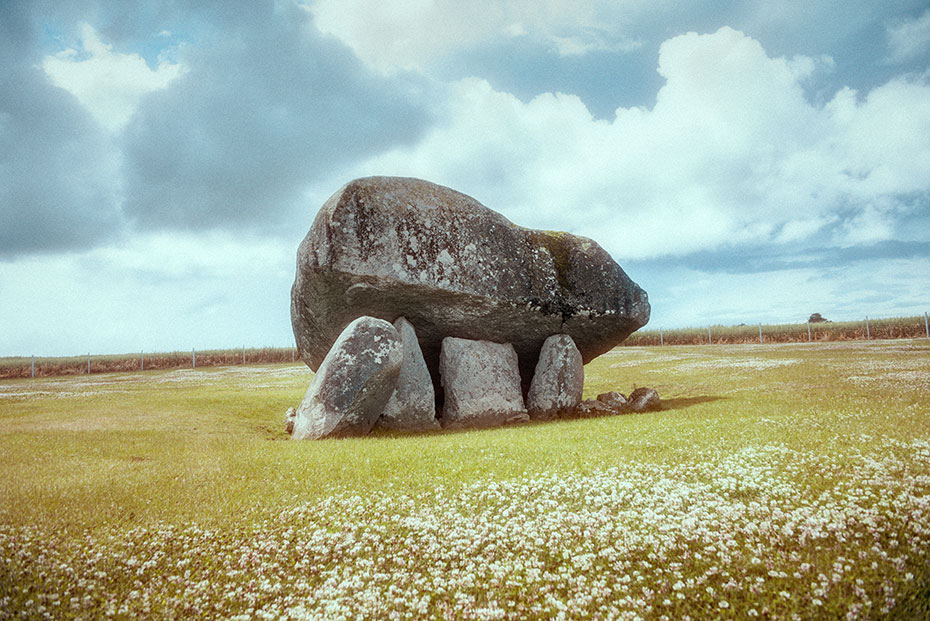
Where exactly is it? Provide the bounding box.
[624,315,930,346]
[0,347,297,379]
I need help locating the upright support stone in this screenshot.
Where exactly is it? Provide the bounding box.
[439,337,527,428]
[526,334,584,419]
[291,316,403,440]
[377,317,439,431]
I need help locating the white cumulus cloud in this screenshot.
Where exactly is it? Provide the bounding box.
[42,23,185,132]
[886,9,930,64]
[353,27,930,260]
[308,0,650,72]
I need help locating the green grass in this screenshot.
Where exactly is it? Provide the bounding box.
[2,341,929,618]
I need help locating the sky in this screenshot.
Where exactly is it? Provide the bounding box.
[2,0,929,357]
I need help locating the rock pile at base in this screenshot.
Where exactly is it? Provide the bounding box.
[628,387,661,412]
[576,388,662,418]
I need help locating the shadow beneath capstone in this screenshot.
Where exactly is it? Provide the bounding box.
[367,395,728,439]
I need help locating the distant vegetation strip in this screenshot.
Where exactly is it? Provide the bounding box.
[624,315,930,346]
[0,347,297,379]
[2,315,928,379]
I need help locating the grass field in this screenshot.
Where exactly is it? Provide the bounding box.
[2,340,929,618]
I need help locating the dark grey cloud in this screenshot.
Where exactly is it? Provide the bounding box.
[0,1,124,259]
[1,0,435,257]
[120,1,433,233]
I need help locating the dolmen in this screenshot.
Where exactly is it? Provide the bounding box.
[288,176,652,439]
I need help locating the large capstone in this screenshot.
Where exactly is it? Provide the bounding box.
[439,337,527,428]
[291,176,650,392]
[291,316,403,440]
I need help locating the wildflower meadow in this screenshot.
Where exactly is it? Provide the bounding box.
[2,340,929,619]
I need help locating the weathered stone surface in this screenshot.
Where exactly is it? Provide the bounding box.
[526,334,584,419]
[596,391,628,410]
[576,398,617,417]
[629,387,661,412]
[284,407,296,435]
[291,176,650,392]
[439,337,526,428]
[291,316,403,440]
[377,317,439,431]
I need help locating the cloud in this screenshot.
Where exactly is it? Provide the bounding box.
[0,231,295,356]
[2,0,434,256]
[0,8,124,258]
[354,27,930,261]
[886,9,930,64]
[42,22,185,132]
[636,255,930,328]
[308,0,651,73]
[119,2,433,233]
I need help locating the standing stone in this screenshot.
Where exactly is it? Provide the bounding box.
[526,334,584,419]
[291,176,650,395]
[439,337,527,428]
[291,316,403,440]
[377,317,439,431]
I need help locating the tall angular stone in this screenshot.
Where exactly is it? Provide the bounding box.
[291,316,403,440]
[439,337,527,428]
[526,334,584,419]
[377,317,439,431]
[291,176,650,392]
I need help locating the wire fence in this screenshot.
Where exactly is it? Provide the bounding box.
[1,347,299,380]
[4,314,929,379]
[623,313,930,347]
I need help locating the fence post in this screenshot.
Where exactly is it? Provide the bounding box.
[193,348,196,369]
[141,351,144,371]
[291,347,295,362]
[242,345,246,365]
[808,322,811,342]
[31,355,35,378]
[866,316,870,340]
[925,312,929,338]
[759,323,763,344]
[659,328,664,346]
[87,353,90,374]
[708,326,712,345]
